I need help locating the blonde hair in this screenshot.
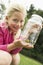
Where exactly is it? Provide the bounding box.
[4,4,27,19]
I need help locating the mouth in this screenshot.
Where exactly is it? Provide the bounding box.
[13,25,19,29]
[12,26,19,34]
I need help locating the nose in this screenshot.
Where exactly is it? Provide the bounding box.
[17,22,22,28]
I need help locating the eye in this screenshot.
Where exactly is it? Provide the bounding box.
[20,20,23,23]
[13,19,18,23]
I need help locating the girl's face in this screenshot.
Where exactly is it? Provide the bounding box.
[6,11,24,34]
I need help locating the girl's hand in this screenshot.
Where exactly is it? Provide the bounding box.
[24,43,34,49]
[13,38,34,48]
[14,39,28,48]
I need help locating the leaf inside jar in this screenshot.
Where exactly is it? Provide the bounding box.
[25,39,30,43]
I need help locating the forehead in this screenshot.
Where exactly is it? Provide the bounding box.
[11,11,24,19]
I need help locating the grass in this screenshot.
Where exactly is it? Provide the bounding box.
[19,54,42,65]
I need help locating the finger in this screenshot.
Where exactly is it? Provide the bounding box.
[27,44,34,48]
[24,44,34,48]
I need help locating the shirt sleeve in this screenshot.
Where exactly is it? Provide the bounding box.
[0,27,9,52]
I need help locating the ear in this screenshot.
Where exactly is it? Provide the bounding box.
[5,16,9,24]
[5,16,9,20]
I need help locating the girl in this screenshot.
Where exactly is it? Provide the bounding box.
[0,4,34,65]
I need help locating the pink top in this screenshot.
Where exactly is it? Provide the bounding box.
[0,21,22,54]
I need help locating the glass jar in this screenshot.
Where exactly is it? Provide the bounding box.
[21,14,43,45]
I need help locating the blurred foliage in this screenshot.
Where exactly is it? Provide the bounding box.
[27,4,36,19]
[0,4,6,10]
[0,3,6,19]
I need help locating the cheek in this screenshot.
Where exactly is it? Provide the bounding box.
[11,23,19,29]
[21,23,24,27]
